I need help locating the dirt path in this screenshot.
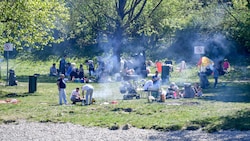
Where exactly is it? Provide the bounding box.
[0,120,250,141]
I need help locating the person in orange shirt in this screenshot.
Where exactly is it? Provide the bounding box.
[155,60,162,73]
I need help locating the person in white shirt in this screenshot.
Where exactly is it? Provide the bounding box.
[179,60,186,72]
[70,87,83,104]
[143,80,153,91]
[82,84,94,106]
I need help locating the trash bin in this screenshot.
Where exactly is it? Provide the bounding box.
[161,66,170,84]
[183,83,195,98]
[29,75,37,93]
[9,69,17,86]
[199,72,209,89]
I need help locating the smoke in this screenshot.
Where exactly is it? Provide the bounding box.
[92,33,148,101]
[190,33,237,66]
[93,83,123,100]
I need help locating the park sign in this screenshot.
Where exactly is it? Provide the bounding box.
[4,43,14,51]
[3,43,14,86]
[194,46,205,54]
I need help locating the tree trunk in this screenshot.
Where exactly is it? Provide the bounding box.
[112,35,122,74]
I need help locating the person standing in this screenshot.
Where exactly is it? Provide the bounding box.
[155,60,162,73]
[57,74,68,105]
[88,60,95,76]
[59,55,67,75]
[143,80,153,91]
[213,65,219,88]
[79,64,84,80]
[81,84,94,106]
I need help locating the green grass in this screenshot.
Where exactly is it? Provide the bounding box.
[0,59,250,133]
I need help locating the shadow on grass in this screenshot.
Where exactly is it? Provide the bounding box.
[201,82,250,103]
[17,74,58,83]
[189,108,250,133]
[0,90,38,98]
[188,82,250,132]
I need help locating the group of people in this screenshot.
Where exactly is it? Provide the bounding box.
[55,55,230,104]
[50,62,85,81]
[50,55,98,82]
[212,58,230,88]
[142,57,229,99]
[166,82,203,99]
[141,70,203,100]
[56,74,94,106]
[197,56,230,89]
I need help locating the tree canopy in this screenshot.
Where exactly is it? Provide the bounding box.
[1,0,250,64]
[0,0,69,51]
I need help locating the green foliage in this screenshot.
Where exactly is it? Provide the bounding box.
[0,0,69,51]
[187,0,250,55]
[223,0,250,54]
[1,0,250,62]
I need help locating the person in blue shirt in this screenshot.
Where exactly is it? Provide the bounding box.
[50,63,58,76]
[152,71,161,89]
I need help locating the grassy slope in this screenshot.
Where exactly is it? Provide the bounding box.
[0,59,250,133]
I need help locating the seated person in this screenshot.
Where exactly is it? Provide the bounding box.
[193,83,203,97]
[50,63,58,76]
[126,68,135,75]
[152,71,161,89]
[223,59,230,73]
[82,76,89,83]
[70,87,84,104]
[65,63,72,78]
[70,68,80,81]
[166,82,179,99]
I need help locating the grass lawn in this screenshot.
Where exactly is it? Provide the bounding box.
[0,59,250,133]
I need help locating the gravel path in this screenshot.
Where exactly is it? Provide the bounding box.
[0,120,250,141]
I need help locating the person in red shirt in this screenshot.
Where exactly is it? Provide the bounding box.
[223,59,230,73]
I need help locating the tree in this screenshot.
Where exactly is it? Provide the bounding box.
[0,0,69,52]
[68,0,206,65]
[68,0,167,72]
[184,0,250,60]
[220,0,250,55]
[133,0,201,60]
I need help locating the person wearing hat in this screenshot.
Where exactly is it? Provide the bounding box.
[166,82,179,99]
